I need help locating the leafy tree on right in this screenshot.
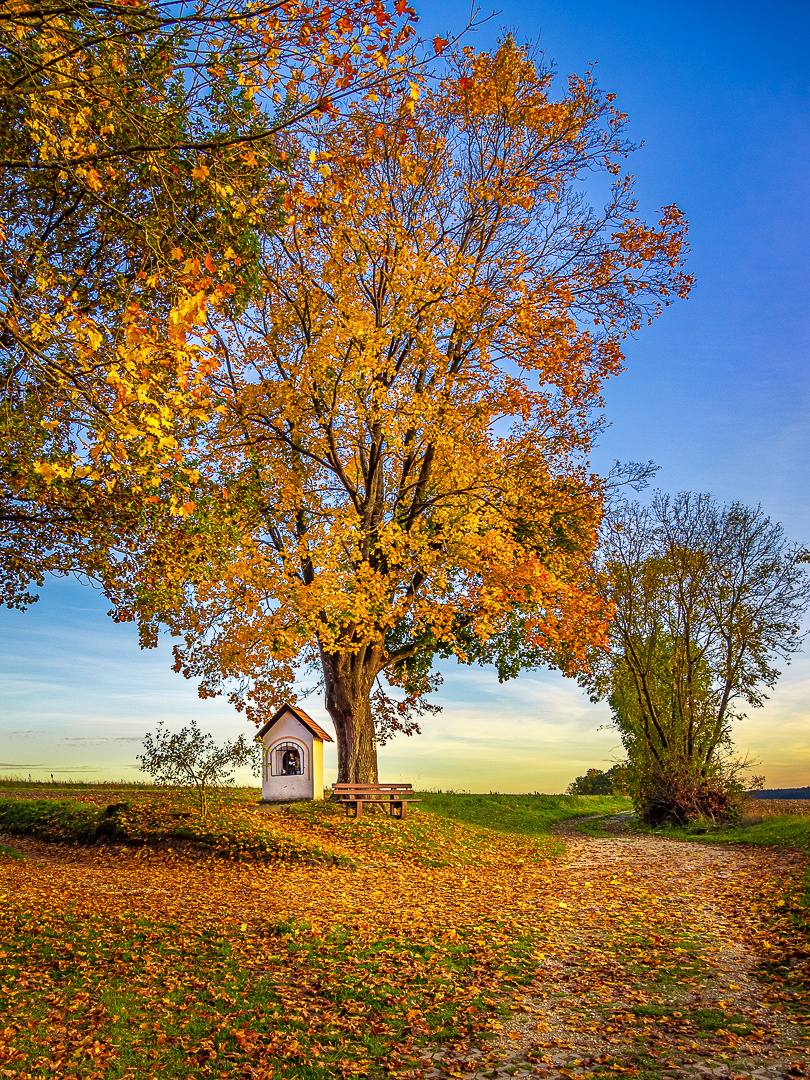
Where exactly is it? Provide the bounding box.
[584,492,810,824]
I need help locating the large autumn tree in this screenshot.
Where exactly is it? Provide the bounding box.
[0,0,419,608]
[124,40,693,782]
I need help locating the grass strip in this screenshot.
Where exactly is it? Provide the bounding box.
[418,791,631,839]
[0,796,352,866]
[634,815,810,853]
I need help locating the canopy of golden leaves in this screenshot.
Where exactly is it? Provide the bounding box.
[1,0,420,607]
[134,40,693,721]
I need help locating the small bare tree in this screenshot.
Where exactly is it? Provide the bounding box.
[137,720,260,819]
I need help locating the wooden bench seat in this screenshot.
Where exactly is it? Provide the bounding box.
[331,782,421,820]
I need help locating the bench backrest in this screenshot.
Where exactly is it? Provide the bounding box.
[332,782,414,794]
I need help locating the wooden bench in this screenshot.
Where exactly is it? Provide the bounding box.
[331,782,421,820]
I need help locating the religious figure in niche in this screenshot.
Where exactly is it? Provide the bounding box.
[280,746,301,776]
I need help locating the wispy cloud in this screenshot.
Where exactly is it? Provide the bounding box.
[62,737,143,744]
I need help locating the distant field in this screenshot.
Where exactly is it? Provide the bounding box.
[0,777,260,804]
[750,788,810,800]
[0,777,182,795]
[744,798,810,817]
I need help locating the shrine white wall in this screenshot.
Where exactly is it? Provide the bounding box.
[259,710,324,802]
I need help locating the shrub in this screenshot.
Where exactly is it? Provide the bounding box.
[137,720,260,818]
[633,764,743,826]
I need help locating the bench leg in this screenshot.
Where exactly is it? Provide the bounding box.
[353,800,363,821]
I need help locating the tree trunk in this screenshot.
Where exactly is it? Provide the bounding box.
[320,645,381,783]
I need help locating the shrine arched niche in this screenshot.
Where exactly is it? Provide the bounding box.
[266,739,308,779]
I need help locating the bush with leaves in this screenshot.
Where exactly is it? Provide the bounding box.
[137,721,260,819]
[631,761,741,826]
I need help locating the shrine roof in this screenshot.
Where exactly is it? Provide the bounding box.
[256,703,334,743]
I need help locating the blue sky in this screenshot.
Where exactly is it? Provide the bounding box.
[1,0,808,790]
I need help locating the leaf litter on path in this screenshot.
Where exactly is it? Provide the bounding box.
[457,821,810,1080]
[0,803,809,1080]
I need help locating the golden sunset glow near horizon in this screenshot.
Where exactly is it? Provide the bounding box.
[1,580,807,792]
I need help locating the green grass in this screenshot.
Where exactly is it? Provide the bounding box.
[630,1003,753,1036]
[1,898,533,1080]
[0,786,570,1080]
[0,781,633,844]
[0,791,580,868]
[635,815,810,853]
[0,789,634,856]
[0,795,353,865]
[3,788,624,871]
[0,797,114,842]
[418,791,632,838]
[2,783,806,1078]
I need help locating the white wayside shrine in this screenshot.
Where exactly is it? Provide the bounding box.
[256,703,333,803]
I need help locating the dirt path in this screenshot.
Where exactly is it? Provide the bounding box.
[424,820,810,1080]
